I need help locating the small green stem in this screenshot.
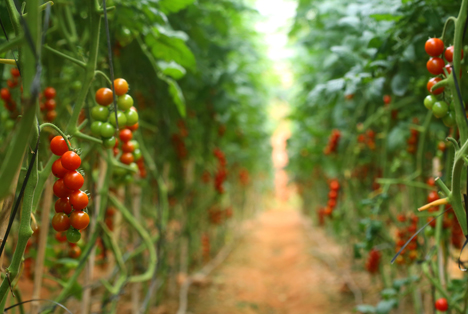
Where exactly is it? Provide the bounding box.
[40,123,73,151]
[95,70,113,85]
[109,195,156,283]
[43,45,86,68]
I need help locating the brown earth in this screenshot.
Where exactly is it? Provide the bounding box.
[184,207,379,314]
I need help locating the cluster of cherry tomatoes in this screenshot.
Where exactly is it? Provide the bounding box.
[0,68,21,131]
[238,168,250,186]
[394,214,419,265]
[323,129,340,155]
[112,128,145,182]
[317,179,340,221]
[50,136,90,244]
[90,78,139,148]
[208,206,233,225]
[357,129,376,150]
[201,170,211,184]
[365,248,381,274]
[213,148,227,194]
[171,122,189,160]
[424,38,462,127]
[406,126,419,154]
[39,87,58,122]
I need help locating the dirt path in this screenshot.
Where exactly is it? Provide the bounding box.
[186,208,377,314]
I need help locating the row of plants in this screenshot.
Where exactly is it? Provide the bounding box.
[288,0,468,312]
[0,0,271,312]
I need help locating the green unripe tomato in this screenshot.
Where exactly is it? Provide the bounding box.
[116,27,133,47]
[113,167,127,176]
[103,136,117,148]
[125,109,139,125]
[424,225,434,237]
[1,111,9,121]
[91,106,110,121]
[71,81,82,91]
[133,149,142,161]
[424,95,437,110]
[129,162,139,172]
[5,119,14,130]
[432,101,448,118]
[66,228,81,243]
[131,140,139,150]
[100,122,115,138]
[109,111,127,127]
[117,94,134,111]
[124,174,134,184]
[442,111,456,127]
[91,121,103,136]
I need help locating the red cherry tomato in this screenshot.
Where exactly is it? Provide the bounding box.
[427,77,444,95]
[126,123,139,132]
[52,158,69,178]
[53,179,73,198]
[61,151,81,171]
[55,198,73,214]
[445,46,464,63]
[120,152,134,165]
[426,57,445,75]
[427,190,439,203]
[44,87,56,99]
[64,171,84,190]
[52,213,70,232]
[50,136,69,156]
[329,180,340,191]
[70,210,90,230]
[383,95,391,105]
[119,129,133,142]
[435,298,448,312]
[45,99,56,110]
[122,141,135,153]
[95,88,114,106]
[427,178,435,186]
[114,78,129,96]
[46,110,57,122]
[55,232,68,242]
[425,38,444,57]
[0,88,11,101]
[69,245,82,258]
[10,68,20,77]
[70,190,89,210]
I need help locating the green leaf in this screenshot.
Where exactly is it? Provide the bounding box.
[160,75,186,117]
[391,71,410,96]
[376,300,398,314]
[157,61,186,79]
[159,0,194,13]
[146,27,196,71]
[381,288,397,299]
[355,304,376,313]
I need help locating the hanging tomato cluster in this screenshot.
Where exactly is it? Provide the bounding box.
[1,68,20,113]
[394,214,419,265]
[423,38,461,127]
[171,119,189,159]
[327,179,340,214]
[357,129,376,150]
[365,248,381,274]
[238,168,250,186]
[40,87,57,122]
[323,129,340,155]
[50,136,90,244]
[213,148,227,194]
[208,206,223,224]
[201,170,211,184]
[90,78,139,148]
[407,126,419,154]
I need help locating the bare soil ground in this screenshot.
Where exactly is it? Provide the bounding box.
[184,208,379,314]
